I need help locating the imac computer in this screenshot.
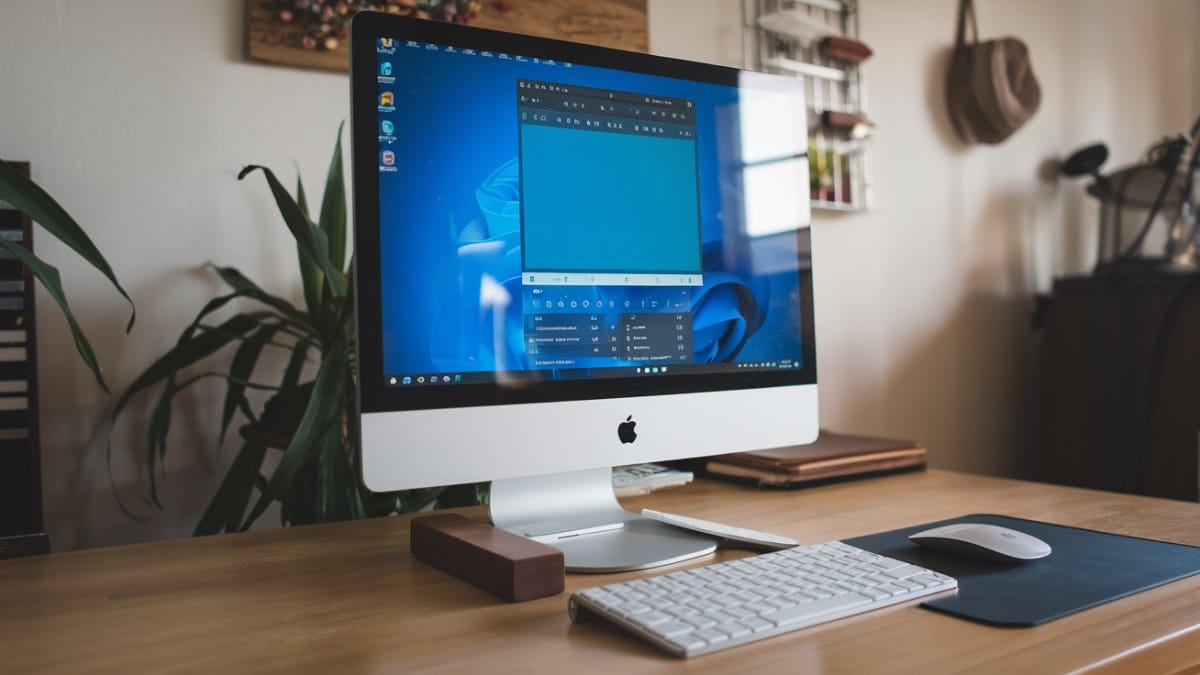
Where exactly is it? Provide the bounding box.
[350,13,817,572]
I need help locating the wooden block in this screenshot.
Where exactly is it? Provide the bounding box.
[410,514,564,602]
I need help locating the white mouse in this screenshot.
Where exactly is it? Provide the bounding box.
[908,522,1052,562]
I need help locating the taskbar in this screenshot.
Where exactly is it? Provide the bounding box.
[384,359,801,388]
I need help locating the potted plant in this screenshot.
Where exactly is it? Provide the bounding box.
[112,125,478,534]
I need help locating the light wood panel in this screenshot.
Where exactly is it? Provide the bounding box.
[2,470,1200,672]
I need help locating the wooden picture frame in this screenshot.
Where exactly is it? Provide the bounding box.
[245,0,648,73]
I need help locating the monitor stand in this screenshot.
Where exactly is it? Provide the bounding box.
[489,467,718,573]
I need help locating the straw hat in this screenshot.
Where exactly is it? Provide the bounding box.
[947,0,1040,144]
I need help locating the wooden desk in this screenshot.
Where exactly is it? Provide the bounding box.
[3,470,1200,673]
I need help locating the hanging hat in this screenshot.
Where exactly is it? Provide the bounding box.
[947,0,1041,144]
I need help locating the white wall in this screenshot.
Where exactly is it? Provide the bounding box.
[1,0,1196,550]
[652,0,1199,477]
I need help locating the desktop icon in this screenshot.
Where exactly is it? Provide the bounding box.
[381,120,394,135]
[417,376,425,384]
[380,61,393,76]
[380,38,393,48]
[380,91,394,106]
[402,376,412,385]
[381,150,395,166]
[617,415,638,444]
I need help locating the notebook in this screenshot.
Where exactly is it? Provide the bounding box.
[705,430,926,487]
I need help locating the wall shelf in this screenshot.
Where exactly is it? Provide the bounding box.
[742,0,872,212]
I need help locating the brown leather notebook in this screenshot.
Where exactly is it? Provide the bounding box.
[706,430,926,487]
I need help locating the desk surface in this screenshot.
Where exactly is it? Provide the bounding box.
[4,470,1200,673]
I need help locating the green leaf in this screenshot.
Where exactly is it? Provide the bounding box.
[295,171,309,219]
[317,422,351,523]
[0,159,136,333]
[219,323,281,446]
[111,312,262,424]
[144,373,176,508]
[319,122,348,276]
[238,164,346,299]
[208,264,313,333]
[110,311,265,505]
[280,339,312,390]
[138,365,279,512]
[242,330,348,528]
[280,172,324,328]
[297,244,325,327]
[193,436,268,536]
[0,239,110,392]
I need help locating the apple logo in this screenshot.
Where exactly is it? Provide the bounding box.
[617,415,638,444]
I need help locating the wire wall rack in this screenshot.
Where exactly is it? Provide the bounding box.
[742,0,872,212]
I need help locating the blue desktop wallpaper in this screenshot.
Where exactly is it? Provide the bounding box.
[375,41,808,380]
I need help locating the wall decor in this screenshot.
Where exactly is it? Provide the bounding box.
[245,0,648,73]
[743,0,872,212]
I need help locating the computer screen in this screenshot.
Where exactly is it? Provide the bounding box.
[351,13,817,571]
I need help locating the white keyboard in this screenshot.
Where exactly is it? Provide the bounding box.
[568,540,956,658]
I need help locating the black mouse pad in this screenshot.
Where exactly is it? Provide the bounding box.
[842,513,1200,626]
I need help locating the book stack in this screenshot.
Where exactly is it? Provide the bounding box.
[704,430,926,488]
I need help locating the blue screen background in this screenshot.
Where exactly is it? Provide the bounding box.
[376,43,807,379]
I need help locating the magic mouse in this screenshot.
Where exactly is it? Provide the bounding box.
[908,523,1052,562]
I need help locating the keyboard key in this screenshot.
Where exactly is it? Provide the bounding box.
[883,564,929,579]
[614,601,652,616]
[693,628,729,644]
[717,622,752,639]
[650,621,695,638]
[667,634,707,652]
[761,593,872,627]
[639,611,673,626]
[740,616,775,633]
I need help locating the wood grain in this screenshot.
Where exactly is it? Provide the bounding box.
[469,0,647,52]
[244,0,647,73]
[3,470,1200,673]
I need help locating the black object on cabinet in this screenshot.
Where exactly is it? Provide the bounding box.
[1035,263,1200,501]
[0,160,48,558]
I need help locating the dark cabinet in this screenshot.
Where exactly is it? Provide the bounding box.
[1035,264,1200,501]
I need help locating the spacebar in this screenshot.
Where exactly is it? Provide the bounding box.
[761,594,873,627]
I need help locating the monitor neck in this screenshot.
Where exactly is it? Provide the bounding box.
[489,467,716,573]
